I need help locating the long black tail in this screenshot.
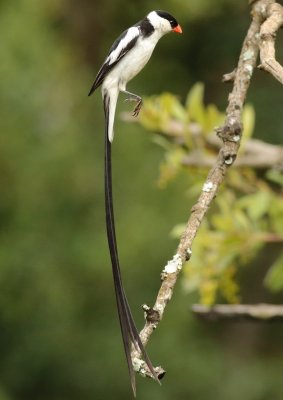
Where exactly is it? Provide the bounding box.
[103,93,159,396]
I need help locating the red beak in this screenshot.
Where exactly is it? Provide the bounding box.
[173,24,182,34]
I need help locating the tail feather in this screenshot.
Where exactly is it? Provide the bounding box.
[104,88,118,142]
[103,92,159,396]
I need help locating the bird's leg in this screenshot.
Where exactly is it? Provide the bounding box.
[122,90,143,117]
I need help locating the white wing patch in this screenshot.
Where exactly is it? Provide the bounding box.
[107,27,139,65]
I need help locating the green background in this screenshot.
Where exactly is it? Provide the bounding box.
[0,0,282,399]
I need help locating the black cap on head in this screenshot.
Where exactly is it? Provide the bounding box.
[155,10,179,29]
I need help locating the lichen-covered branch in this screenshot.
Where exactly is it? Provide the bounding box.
[131,0,280,380]
[192,304,283,321]
[259,2,283,84]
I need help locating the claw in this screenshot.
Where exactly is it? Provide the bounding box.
[132,100,143,117]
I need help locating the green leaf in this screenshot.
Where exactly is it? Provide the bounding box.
[264,252,283,292]
[185,82,206,126]
[234,209,252,231]
[266,169,283,187]
[238,190,271,221]
[139,97,164,131]
[204,104,225,134]
[167,94,187,122]
[157,147,185,188]
[269,197,283,234]
[152,134,172,150]
[242,103,255,139]
[170,223,186,239]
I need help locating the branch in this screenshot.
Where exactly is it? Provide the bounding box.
[192,304,283,321]
[258,2,283,84]
[132,0,267,379]
[182,138,283,169]
[122,118,283,170]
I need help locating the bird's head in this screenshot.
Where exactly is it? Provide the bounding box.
[147,10,182,35]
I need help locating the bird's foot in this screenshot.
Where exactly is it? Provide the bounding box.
[132,99,143,117]
[124,94,143,117]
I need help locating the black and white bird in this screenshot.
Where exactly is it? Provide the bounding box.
[88,10,182,396]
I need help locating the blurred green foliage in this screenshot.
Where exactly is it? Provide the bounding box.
[0,0,283,399]
[136,84,283,305]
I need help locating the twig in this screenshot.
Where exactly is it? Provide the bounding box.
[258,2,283,84]
[131,0,267,379]
[222,69,237,83]
[192,304,283,321]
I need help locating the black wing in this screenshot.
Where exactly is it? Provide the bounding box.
[88,27,139,96]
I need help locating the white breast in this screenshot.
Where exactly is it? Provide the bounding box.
[103,33,160,91]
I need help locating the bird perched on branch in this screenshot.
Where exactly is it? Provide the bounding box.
[88,10,182,396]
